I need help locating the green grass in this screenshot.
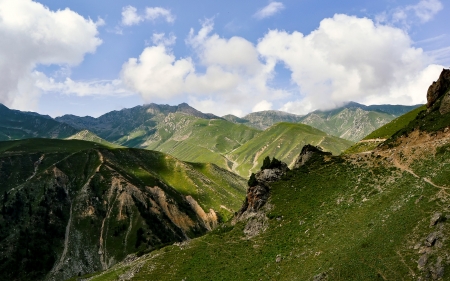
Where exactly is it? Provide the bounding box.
[229,122,353,177]
[363,105,426,140]
[80,148,447,280]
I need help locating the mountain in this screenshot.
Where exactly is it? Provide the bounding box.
[228,122,353,177]
[0,104,77,141]
[65,130,123,148]
[55,103,221,143]
[223,103,421,142]
[79,69,450,281]
[0,139,246,281]
[223,110,304,130]
[298,102,422,142]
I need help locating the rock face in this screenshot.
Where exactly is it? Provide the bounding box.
[293,144,331,169]
[427,68,450,109]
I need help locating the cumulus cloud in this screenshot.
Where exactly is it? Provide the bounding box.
[376,0,443,28]
[121,6,175,26]
[254,2,285,19]
[257,14,443,114]
[0,0,102,110]
[121,22,283,116]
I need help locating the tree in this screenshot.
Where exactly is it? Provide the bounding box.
[248,173,258,187]
[261,156,271,170]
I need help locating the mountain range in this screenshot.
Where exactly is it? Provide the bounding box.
[75,68,450,281]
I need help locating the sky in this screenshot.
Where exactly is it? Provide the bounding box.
[0,0,449,118]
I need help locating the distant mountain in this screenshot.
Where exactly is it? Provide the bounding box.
[298,102,422,142]
[223,110,303,130]
[66,129,122,148]
[0,138,246,280]
[228,122,353,177]
[0,104,77,141]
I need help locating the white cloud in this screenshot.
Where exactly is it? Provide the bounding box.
[258,14,443,114]
[121,6,143,26]
[254,2,285,20]
[36,74,133,97]
[121,21,284,116]
[0,0,102,110]
[121,6,175,26]
[145,7,175,23]
[253,100,273,112]
[376,0,443,28]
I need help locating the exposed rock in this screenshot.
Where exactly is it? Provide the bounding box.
[439,92,450,115]
[427,68,450,108]
[276,254,282,263]
[430,212,443,227]
[238,184,270,214]
[313,272,328,281]
[294,144,332,169]
[418,254,428,270]
[256,164,289,183]
[242,212,268,238]
[425,232,439,247]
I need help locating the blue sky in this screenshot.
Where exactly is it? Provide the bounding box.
[0,0,449,117]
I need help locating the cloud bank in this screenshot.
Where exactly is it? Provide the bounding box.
[0,0,102,110]
[122,15,443,116]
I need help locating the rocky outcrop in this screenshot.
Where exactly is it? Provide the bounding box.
[439,92,450,115]
[427,68,450,109]
[293,144,331,169]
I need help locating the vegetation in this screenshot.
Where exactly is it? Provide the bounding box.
[0,138,246,280]
[229,122,353,177]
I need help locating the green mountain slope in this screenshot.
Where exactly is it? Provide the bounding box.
[344,105,426,154]
[0,104,77,141]
[0,139,246,281]
[79,69,450,281]
[223,110,304,130]
[228,122,353,177]
[66,130,123,148]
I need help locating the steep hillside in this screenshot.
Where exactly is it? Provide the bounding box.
[0,104,77,141]
[223,110,304,130]
[299,106,396,142]
[344,105,426,154]
[228,122,353,177]
[66,130,123,148]
[80,69,450,281]
[55,103,221,144]
[0,139,246,281]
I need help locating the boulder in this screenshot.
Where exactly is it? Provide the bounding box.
[427,68,450,108]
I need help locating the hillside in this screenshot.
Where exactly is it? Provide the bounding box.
[79,69,450,281]
[223,110,304,130]
[344,105,427,154]
[299,105,397,142]
[0,104,77,141]
[0,139,246,281]
[66,130,123,148]
[228,122,353,177]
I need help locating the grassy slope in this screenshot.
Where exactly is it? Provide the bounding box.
[66,130,123,148]
[79,147,449,280]
[229,122,353,177]
[144,116,260,172]
[299,107,396,142]
[0,138,247,280]
[343,105,427,154]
